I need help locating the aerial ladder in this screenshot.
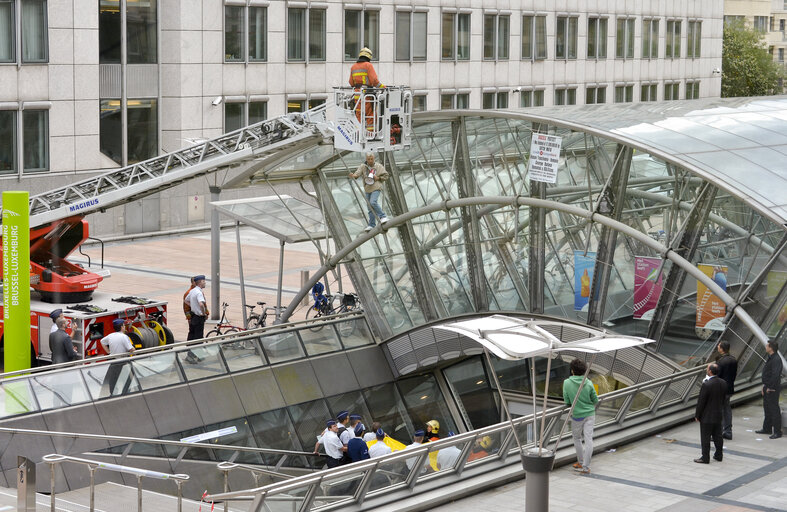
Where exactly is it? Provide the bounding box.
[0,87,412,362]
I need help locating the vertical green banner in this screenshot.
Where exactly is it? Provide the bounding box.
[3,191,31,373]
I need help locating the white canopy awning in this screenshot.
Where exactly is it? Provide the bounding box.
[433,315,655,360]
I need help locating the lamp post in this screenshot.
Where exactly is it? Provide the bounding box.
[435,315,655,512]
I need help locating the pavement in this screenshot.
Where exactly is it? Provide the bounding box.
[431,396,787,512]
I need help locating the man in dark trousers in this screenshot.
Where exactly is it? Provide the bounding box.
[716,341,738,439]
[695,363,727,463]
[755,341,783,439]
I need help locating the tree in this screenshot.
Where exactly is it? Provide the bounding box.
[721,20,784,97]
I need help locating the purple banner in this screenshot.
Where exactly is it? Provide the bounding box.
[634,257,663,320]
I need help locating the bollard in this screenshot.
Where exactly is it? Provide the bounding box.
[17,456,36,512]
[300,271,310,307]
[521,449,555,512]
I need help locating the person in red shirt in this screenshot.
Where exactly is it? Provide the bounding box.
[349,47,384,132]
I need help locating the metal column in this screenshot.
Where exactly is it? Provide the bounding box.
[529,181,546,314]
[236,221,248,328]
[210,185,221,321]
[587,145,632,327]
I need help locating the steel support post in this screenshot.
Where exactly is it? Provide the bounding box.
[236,222,248,328]
[453,119,489,311]
[210,185,221,321]
[648,182,717,349]
[522,449,555,512]
[277,240,285,320]
[588,145,632,327]
[529,182,546,314]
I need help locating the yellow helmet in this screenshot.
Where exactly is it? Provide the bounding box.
[479,436,492,450]
[426,420,439,433]
[359,47,373,60]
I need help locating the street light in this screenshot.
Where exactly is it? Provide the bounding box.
[434,315,655,512]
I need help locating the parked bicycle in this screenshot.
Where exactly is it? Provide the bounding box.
[206,302,245,337]
[244,301,270,328]
[305,283,361,336]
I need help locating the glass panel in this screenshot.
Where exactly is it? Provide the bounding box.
[456,93,469,109]
[22,109,48,172]
[397,374,457,439]
[651,20,659,57]
[521,15,532,59]
[535,16,546,59]
[457,13,470,60]
[337,317,373,349]
[308,8,325,61]
[587,18,597,58]
[568,17,577,59]
[100,99,122,164]
[248,101,267,124]
[626,18,634,58]
[288,399,331,454]
[225,102,244,132]
[666,20,674,57]
[616,19,625,58]
[642,20,650,58]
[367,455,409,492]
[82,360,140,399]
[21,0,46,62]
[287,7,305,61]
[260,331,305,363]
[287,99,305,113]
[178,344,227,380]
[0,0,13,62]
[207,418,262,464]
[556,17,565,58]
[249,408,315,468]
[674,21,681,57]
[126,99,156,164]
[298,324,343,356]
[363,10,379,59]
[483,14,495,59]
[99,0,120,63]
[441,12,454,59]
[441,94,453,110]
[221,337,266,372]
[161,427,213,460]
[362,382,413,445]
[0,110,16,173]
[482,92,494,109]
[314,471,365,506]
[443,357,500,429]
[412,12,426,61]
[534,89,544,105]
[132,352,183,390]
[497,16,509,59]
[224,6,244,61]
[0,380,37,417]
[598,18,607,58]
[496,92,508,108]
[29,370,90,410]
[308,97,325,109]
[126,0,156,63]
[395,11,410,61]
[434,438,470,472]
[249,6,267,61]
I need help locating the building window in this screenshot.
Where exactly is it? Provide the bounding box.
[723,15,744,26]
[395,10,427,61]
[616,17,635,59]
[100,99,157,165]
[442,12,470,60]
[685,81,700,99]
[522,15,547,60]
[555,16,578,59]
[664,82,679,100]
[225,102,245,131]
[587,17,607,59]
[640,83,657,102]
[753,16,768,32]
[482,91,508,109]
[345,8,379,61]
[483,14,509,60]
[686,21,701,58]
[780,19,785,32]
[554,87,576,106]
[126,0,156,63]
[585,86,606,104]
[249,101,267,124]
[614,85,633,103]
[287,7,325,62]
[0,110,15,173]
[287,99,305,113]
[2,0,48,63]
[779,48,785,62]
[413,95,427,112]
[520,89,545,107]
[642,19,658,58]
[456,93,469,109]
[225,6,267,62]
[440,93,468,109]
[0,109,48,173]
[665,20,681,58]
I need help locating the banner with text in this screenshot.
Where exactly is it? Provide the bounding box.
[766,270,787,337]
[527,133,562,183]
[696,263,727,331]
[574,251,596,312]
[633,256,663,320]
[2,191,31,377]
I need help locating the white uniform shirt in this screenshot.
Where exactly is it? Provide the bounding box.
[185,287,206,316]
[101,331,134,355]
[404,442,426,471]
[323,430,344,460]
[50,324,59,334]
[339,425,354,445]
[368,440,392,458]
[436,445,462,470]
[362,432,377,442]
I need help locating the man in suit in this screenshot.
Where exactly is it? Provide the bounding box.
[755,341,783,439]
[716,341,738,439]
[695,363,727,463]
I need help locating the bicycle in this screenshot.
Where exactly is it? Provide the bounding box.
[206,302,244,337]
[305,284,361,336]
[244,301,269,328]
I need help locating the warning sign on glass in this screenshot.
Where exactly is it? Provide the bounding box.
[527,133,563,183]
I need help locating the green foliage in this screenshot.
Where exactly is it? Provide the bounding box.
[722,19,784,97]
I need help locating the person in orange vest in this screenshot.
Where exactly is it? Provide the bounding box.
[349,47,384,133]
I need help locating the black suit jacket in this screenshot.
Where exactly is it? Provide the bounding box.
[761,353,783,391]
[695,376,727,424]
[716,353,737,395]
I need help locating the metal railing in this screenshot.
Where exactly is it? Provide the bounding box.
[43,454,190,512]
[204,363,722,511]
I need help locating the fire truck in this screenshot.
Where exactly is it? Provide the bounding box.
[0,86,412,364]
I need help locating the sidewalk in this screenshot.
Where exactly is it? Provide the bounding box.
[431,396,787,512]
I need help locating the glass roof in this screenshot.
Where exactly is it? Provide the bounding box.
[211,195,327,244]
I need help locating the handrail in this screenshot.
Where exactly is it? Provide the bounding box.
[215,461,296,512]
[43,453,189,512]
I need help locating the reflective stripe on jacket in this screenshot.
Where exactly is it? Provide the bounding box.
[349,61,382,88]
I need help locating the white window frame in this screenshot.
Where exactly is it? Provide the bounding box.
[344,6,381,62]
[685,80,700,99]
[642,18,659,59]
[395,7,427,62]
[665,19,681,58]
[0,102,50,175]
[519,88,545,107]
[555,15,578,60]
[554,87,577,105]
[640,82,658,102]
[587,16,607,60]
[286,6,326,63]
[664,81,680,101]
[521,14,547,60]
[483,11,510,61]
[686,20,701,59]
[2,0,49,64]
[614,84,633,103]
[615,16,635,59]
[441,10,471,61]
[585,85,606,104]
[224,4,268,63]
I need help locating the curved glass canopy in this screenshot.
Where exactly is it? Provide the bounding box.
[231,97,787,369]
